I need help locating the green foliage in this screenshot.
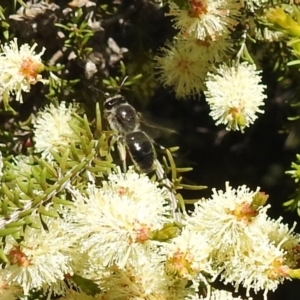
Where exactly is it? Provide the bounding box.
[0,6,10,40]
[71,275,101,296]
[55,11,94,58]
[149,222,182,241]
[0,104,116,255]
[265,5,300,65]
[1,0,300,299]
[285,154,300,215]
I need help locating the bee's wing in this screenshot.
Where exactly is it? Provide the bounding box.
[137,112,178,138]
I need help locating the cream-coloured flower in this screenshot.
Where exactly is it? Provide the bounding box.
[33,102,80,161]
[196,289,253,300]
[63,169,171,269]
[98,257,196,300]
[162,228,213,280]
[260,217,300,268]
[186,182,268,260]
[175,34,232,64]
[99,259,171,300]
[167,1,240,39]
[221,240,291,298]
[205,62,267,132]
[102,167,169,211]
[0,38,47,103]
[2,215,74,296]
[156,33,233,99]
[0,276,22,300]
[59,290,99,300]
[186,182,296,298]
[156,40,209,98]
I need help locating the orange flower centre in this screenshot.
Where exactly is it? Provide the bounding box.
[19,57,44,84]
[8,246,30,267]
[189,0,207,17]
[231,202,258,224]
[166,250,194,278]
[134,225,150,243]
[177,59,191,75]
[267,258,290,279]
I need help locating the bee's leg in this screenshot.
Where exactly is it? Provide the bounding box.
[117,136,127,173]
[154,159,181,222]
[107,134,127,173]
[107,133,118,158]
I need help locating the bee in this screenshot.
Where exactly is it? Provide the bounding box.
[103,94,156,173]
[102,83,180,220]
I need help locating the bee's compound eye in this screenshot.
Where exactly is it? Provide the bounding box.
[104,95,127,110]
[103,99,114,111]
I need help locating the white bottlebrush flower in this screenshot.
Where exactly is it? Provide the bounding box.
[98,257,195,300]
[167,1,240,39]
[205,62,267,132]
[162,228,213,280]
[1,215,74,296]
[102,167,169,211]
[0,38,47,103]
[99,259,172,300]
[195,289,253,299]
[186,183,295,298]
[186,182,269,260]
[63,169,171,269]
[156,42,209,98]
[0,276,22,300]
[175,34,232,64]
[156,33,233,99]
[156,40,210,98]
[221,240,291,298]
[259,217,300,268]
[58,290,99,300]
[33,102,80,161]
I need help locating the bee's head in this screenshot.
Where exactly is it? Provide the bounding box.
[103,94,128,111]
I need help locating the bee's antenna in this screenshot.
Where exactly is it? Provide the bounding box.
[90,75,129,100]
[120,76,129,89]
[89,86,110,97]
[116,76,129,95]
